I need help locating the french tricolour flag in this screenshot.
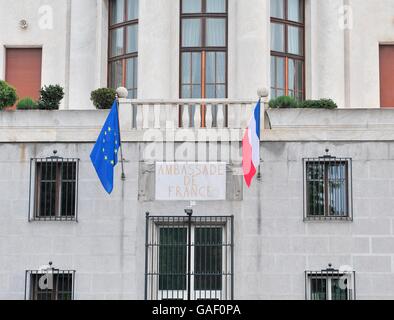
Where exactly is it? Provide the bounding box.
[242,100,261,188]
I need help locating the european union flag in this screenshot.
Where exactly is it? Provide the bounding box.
[90,100,121,194]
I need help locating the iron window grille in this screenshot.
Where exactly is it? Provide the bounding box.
[305,265,356,300]
[25,262,75,300]
[144,213,234,300]
[303,155,352,221]
[29,153,79,221]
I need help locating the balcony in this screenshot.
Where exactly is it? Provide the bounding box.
[1,98,394,143]
[119,98,259,130]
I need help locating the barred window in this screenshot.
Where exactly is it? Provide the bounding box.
[145,214,233,300]
[29,154,79,221]
[303,156,352,220]
[25,263,75,300]
[306,265,355,300]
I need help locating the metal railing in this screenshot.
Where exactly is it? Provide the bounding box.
[144,213,234,300]
[25,263,75,300]
[28,152,79,222]
[303,155,352,221]
[121,98,261,129]
[305,265,356,300]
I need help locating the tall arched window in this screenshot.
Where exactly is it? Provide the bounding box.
[108,0,138,99]
[180,0,228,100]
[270,0,305,100]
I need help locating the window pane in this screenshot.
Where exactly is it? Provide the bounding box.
[277,57,285,88]
[182,0,202,13]
[271,23,285,52]
[288,25,303,55]
[270,0,284,19]
[60,162,76,217]
[110,60,123,89]
[111,0,124,25]
[206,52,215,83]
[271,56,285,89]
[56,274,73,300]
[159,228,187,291]
[182,52,191,84]
[126,24,138,53]
[288,58,295,92]
[31,274,53,300]
[296,60,303,93]
[37,162,57,218]
[310,278,327,300]
[207,0,226,13]
[31,274,73,300]
[126,58,137,91]
[182,85,191,98]
[191,84,201,98]
[271,56,276,89]
[194,228,223,291]
[110,27,124,57]
[216,84,226,98]
[182,19,202,47]
[288,0,303,22]
[127,0,139,20]
[306,162,325,216]
[192,52,201,84]
[331,278,348,300]
[216,52,226,83]
[206,84,215,98]
[206,18,226,47]
[328,163,347,216]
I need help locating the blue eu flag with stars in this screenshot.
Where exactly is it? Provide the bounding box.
[90,100,121,194]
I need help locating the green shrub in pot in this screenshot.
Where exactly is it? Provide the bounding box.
[90,88,117,110]
[0,80,18,110]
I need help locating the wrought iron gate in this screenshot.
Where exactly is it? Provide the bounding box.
[144,213,234,300]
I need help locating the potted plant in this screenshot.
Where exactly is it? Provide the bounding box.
[90,88,117,109]
[0,80,18,110]
[37,85,64,110]
[16,97,38,110]
[269,96,338,109]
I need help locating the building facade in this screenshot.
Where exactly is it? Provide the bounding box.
[0,0,394,300]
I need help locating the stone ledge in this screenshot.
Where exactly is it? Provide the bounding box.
[1,108,394,143]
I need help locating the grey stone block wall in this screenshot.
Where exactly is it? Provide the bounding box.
[1,140,394,299]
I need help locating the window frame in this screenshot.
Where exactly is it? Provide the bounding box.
[25,266,76,300]
[179,0,229,127]
[158,225,225,300]
[303,156,353,221]
[270,0,305,100]
[29,155,79,222]
[108,0,139,98]
[379,44,394,108]
[145,214,234,301]
[305,267,356,300]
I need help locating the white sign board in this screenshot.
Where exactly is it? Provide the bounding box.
[155,162,226,201]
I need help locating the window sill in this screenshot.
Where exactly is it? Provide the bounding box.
[303,216,353,222]
[29,217,77,222]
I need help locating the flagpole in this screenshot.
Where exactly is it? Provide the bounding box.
[256,96,262,181]
[116,95,126,181]
[256,91,265,181]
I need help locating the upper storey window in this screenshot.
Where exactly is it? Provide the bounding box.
[180,0,228,100]
[109,0,139,99]
[270,0,305,100]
